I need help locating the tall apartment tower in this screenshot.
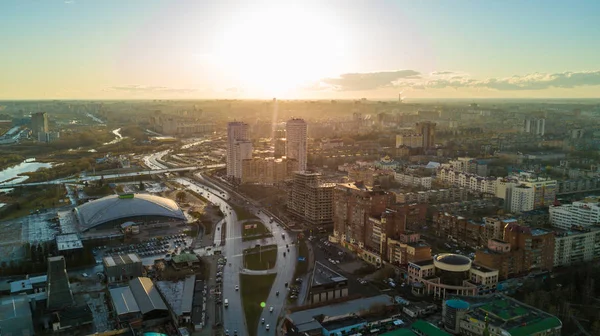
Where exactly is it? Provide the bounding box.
[31,112,49,136]
[288,171,334,225]
[416,121,436,149]
[286,118,308,171]
[523,118,545,136]
[227,122,251,179]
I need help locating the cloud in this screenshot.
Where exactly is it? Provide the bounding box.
[106,85,198,94]
[320,70,421,91]
[64,0,75,4]
[397,70,600,91]
[431,71,455,76]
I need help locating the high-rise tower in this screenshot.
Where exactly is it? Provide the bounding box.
[286,118,308,171]
[227,122,251,179]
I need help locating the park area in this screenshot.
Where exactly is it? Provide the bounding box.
[240,273,276,336]
[243,245,277,270]
[242,221,273,242]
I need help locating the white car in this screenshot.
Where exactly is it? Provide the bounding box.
[235,285,239,291]
[266,324,270,331]
[269,306,274,313]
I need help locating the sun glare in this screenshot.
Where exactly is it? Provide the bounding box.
[214,5,347,97]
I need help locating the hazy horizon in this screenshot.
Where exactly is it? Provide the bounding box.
[2,0,600,100]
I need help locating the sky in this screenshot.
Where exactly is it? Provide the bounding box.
[1,0,600,100]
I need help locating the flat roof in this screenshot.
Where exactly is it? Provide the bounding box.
[56,233,83,251]
[181,275,195,314]
[321,316,365,331]
[411,320,451,336]
[104,253,141,267]
[311,261,347,286]
[287,295,393,332]
[0,296,34,336]
[109,286,141,315]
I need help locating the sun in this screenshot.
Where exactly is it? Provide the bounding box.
[214,5,347,97]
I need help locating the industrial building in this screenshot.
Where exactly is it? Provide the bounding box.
[103,253,143,283]
[0,295,35,336]
[128,277,169,321]
[46,256,74,310]
[73,193,186,232]
[308,262,348,304]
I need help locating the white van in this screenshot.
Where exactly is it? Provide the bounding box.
[224,299,229,308]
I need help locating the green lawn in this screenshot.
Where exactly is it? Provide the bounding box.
[293,240,309,280]
[232,204,259,221]
[242,221,273,242]
[243,245,278,270]
[240,273,276,336]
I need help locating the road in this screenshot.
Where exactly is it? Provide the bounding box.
[195,174,296,336]
[177,175,296,336]
[143,150,170,170]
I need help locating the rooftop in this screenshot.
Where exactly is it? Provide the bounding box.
[104,253,141,267]
[321,316,365,331]
[287,295,393,332]
[172,252,199,264]
[129,277,168,314]
[0,296,35,336]
[312,261,347,286]
[109,286,141,315]
[411,320,451,336]
[56,233,83,251]
[452,294,562,336]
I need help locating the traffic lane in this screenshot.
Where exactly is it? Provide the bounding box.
[257,250,296,336]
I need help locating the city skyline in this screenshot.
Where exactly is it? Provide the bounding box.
[2,0,600,99]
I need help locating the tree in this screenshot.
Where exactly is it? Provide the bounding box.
[176,191,187,203]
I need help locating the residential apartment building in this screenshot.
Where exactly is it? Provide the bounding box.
[226,122,251,179]
[241,157,298,185]
[514,173,557,208]
[31,112,49,136]
[437,168,497,195]
[475,223,554,279]
[523,118,546,136]
[549,196,600,230]
[233,140,253,179]
[331,182,391,249]
[394,173,433,189]
[444,157,489,177]
[347,167,395,188]
[557,177,600,195]
[391,188,468,204]
[395,134,423,148]
[554,226,600,267]
[286,118,308,171]
[416,121,436,149]
[510,184,535,213]
[287,171,335,225]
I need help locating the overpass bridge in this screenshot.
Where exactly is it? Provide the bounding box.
[0,164,225,189]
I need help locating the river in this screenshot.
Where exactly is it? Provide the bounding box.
[0,158,53,187]
[103,128,125,145]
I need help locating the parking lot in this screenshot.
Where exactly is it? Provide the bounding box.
[93,234,192,264]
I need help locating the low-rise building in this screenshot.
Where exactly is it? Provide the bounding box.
[308,262,349,304]
[447,294,562,336]
[103,253,143,283]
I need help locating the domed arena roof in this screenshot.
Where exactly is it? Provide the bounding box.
[75,194,185,231]
[433,253,472,272]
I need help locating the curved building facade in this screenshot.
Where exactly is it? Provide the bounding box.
[75,194,186,231]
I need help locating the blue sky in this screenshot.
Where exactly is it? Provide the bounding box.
[1,0,600,99]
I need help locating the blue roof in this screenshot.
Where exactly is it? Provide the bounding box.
[446,299,470,309]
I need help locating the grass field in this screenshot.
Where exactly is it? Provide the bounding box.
[242,221,273,242]
[243,245,278,270]
[240,273,276,336]
[232,204,259,221]
[293,240,309,280]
